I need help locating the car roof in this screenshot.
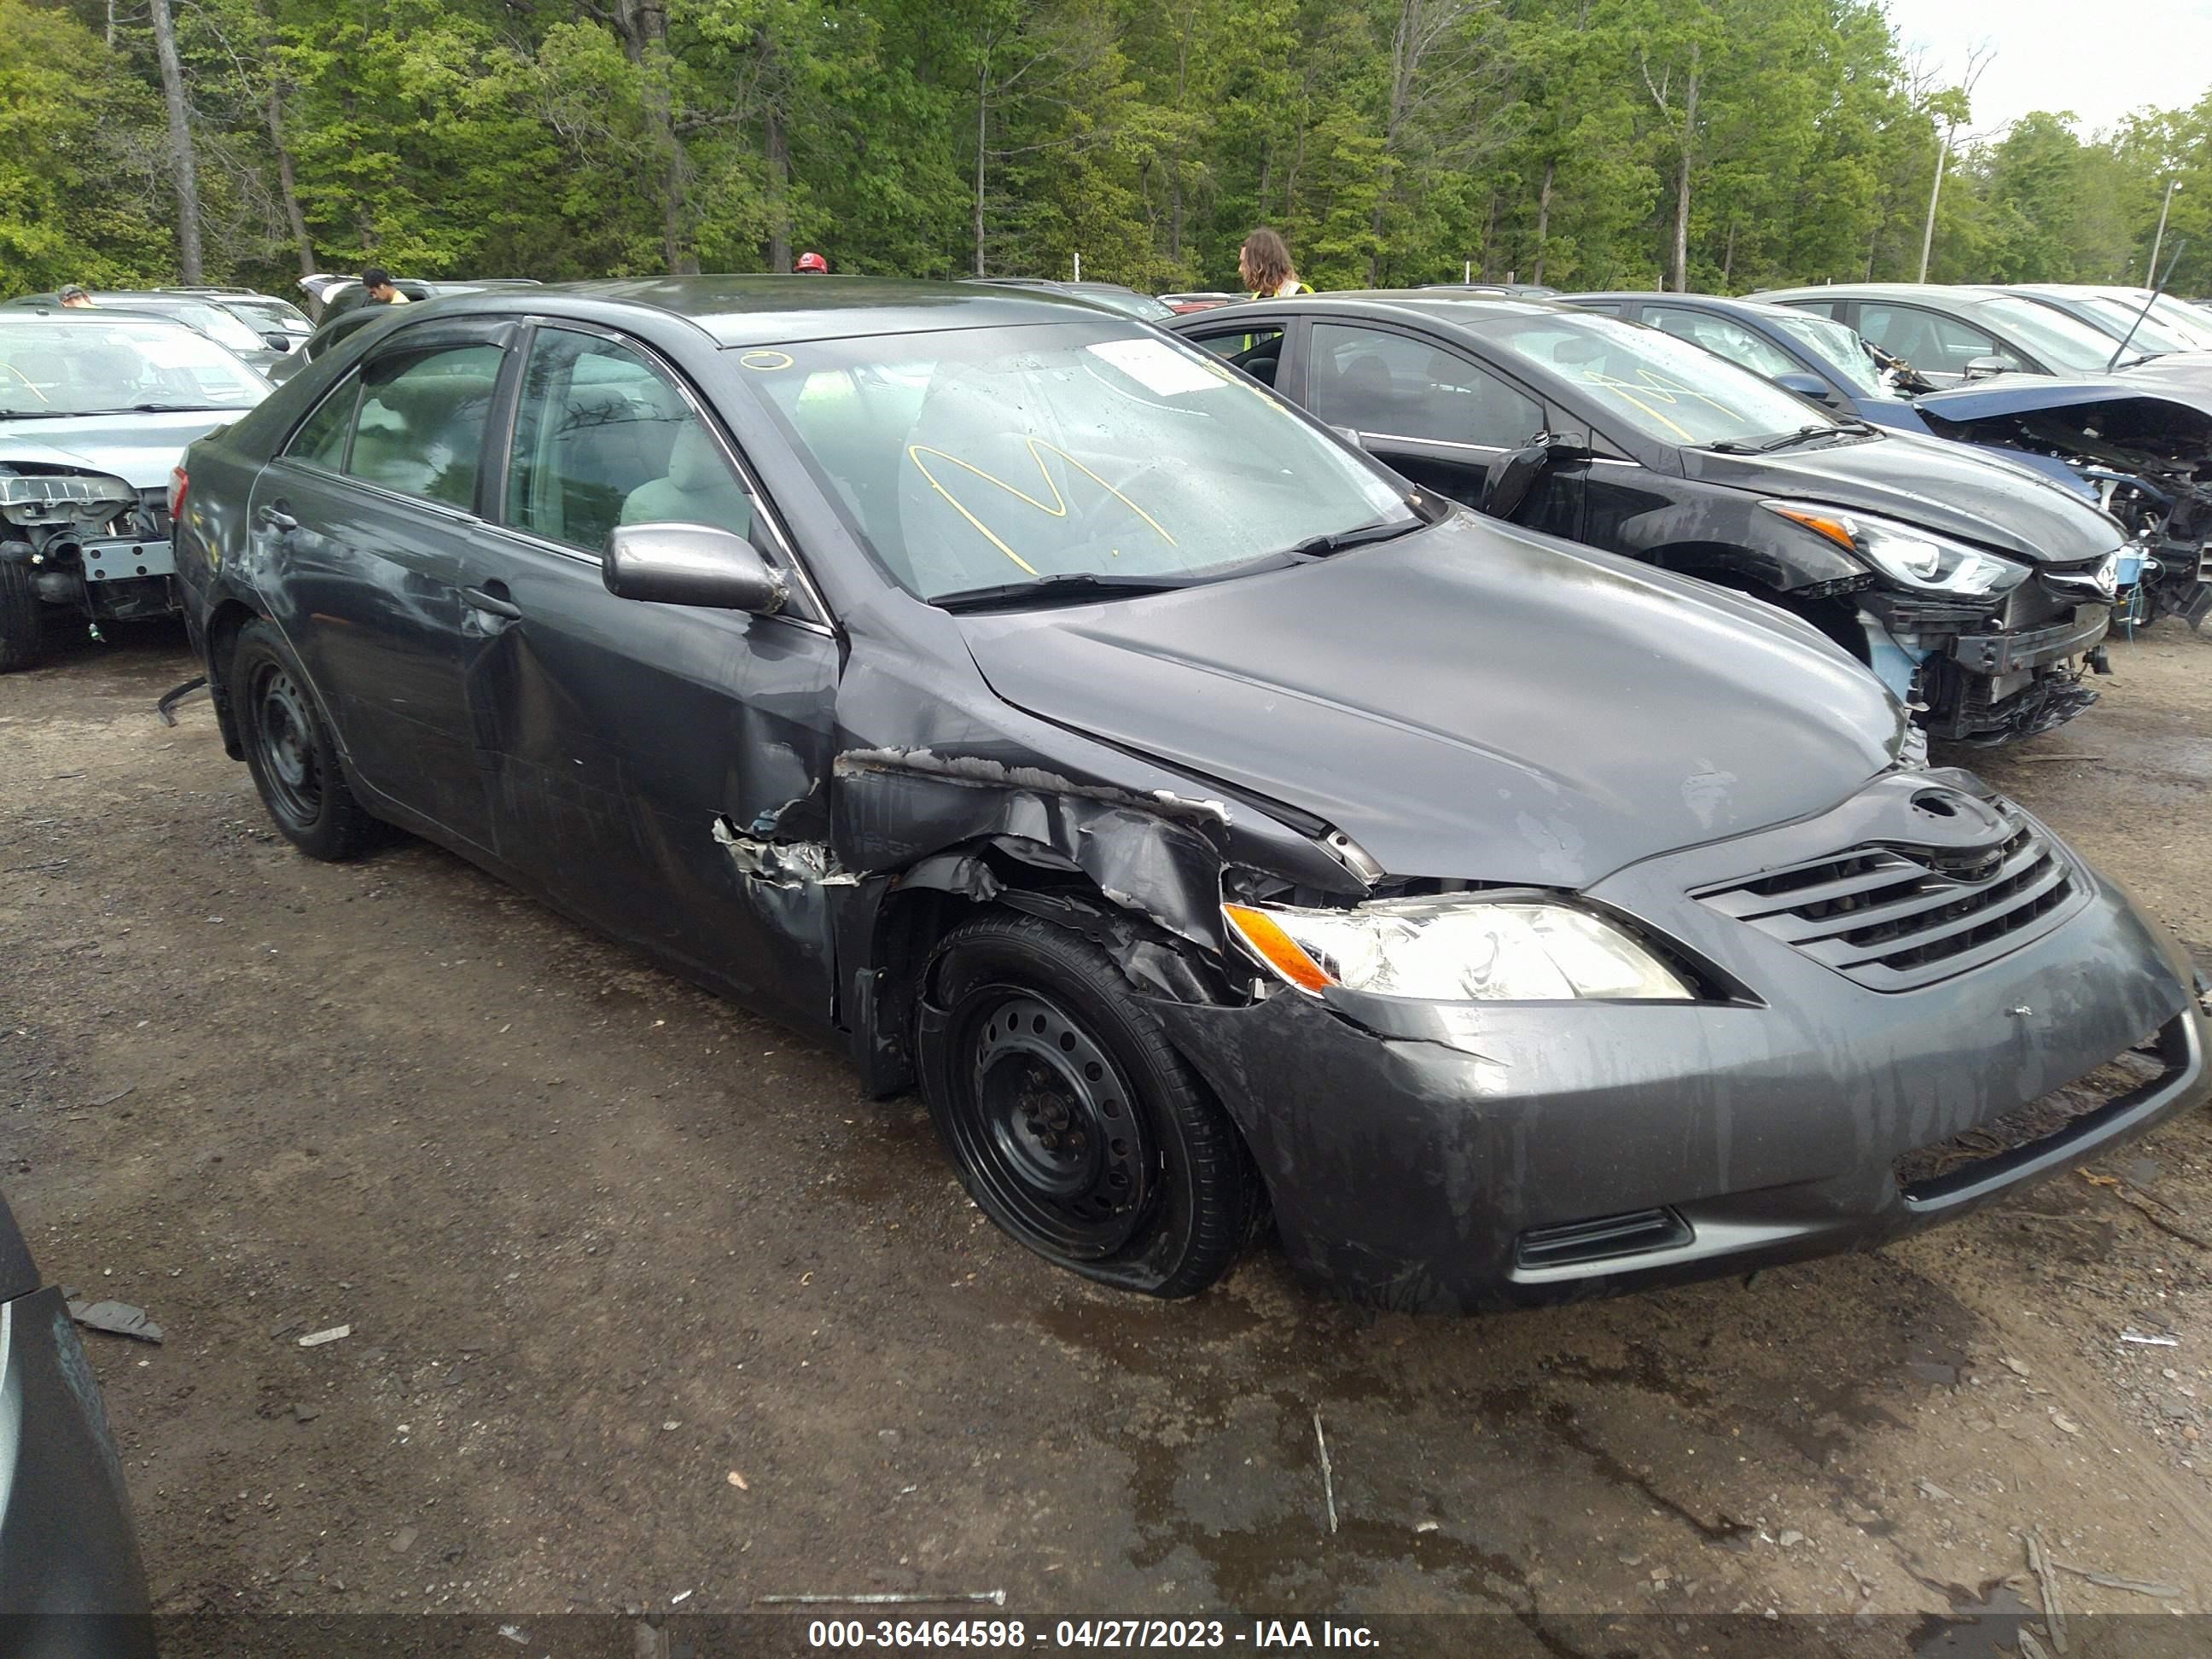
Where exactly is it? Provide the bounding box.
[0,310,201,331]
[1203,290,1576,335]
[436,275,1131,346]
[1754,282,2017,306]
[1566,292,1814,320]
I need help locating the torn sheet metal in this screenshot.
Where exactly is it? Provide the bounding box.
[711,815,859,888]
[831,747,1236,951]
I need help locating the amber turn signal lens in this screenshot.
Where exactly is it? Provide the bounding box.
[1768,506,1857,551]
[1222,903,1335,992]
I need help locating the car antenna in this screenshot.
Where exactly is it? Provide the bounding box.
[2105,237,2188,372]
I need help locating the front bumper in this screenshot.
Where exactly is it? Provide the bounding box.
[1158,782,2209,1313]
[1949,606,2110,677]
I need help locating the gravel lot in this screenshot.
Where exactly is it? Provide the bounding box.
[5,619,2211,1644]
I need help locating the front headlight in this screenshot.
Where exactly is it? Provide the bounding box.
[1761,500,2029,597]
[1221,897,1695,1002]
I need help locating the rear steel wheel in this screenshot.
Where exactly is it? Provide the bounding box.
[231,619,381,861]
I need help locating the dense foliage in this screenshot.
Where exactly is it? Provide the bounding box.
[7,0,2209,300]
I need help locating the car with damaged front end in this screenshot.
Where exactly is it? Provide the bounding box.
[1173,294,2131,745]
[1,311,270,669]
[169,278,2209,1313]
[1562,291,2212,632]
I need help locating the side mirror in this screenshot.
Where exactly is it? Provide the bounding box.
[261,331,293,351]
[1960,355,2011,381]
[1329,424,1367,452]
[1481,444,1553,521]
[1774,370,1841,407]
[603,522,787,614]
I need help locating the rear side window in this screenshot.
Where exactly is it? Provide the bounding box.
[1307,323,1542,449]
[345,343,504,509]
[504,328,753,552]
[283,374,358,469]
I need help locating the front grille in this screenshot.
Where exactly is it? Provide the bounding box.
[1894,1035,2175,1200]
[1694,806,2081,992]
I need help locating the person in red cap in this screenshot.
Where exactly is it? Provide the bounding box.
[795,251,829,274]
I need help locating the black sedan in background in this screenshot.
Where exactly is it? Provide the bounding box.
[1563,291,2212,631]
[0,1189,153,1649]
[1172,292,2126,744]
[172,278,2206,1313]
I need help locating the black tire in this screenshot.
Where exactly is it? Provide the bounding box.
[916,911,1262,1298]
[0,557,45,672]
[230,619,381,861]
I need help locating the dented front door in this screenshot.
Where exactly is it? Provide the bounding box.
[460,526,841,1026]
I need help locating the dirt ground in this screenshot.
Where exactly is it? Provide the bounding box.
[4,616,2211,1651]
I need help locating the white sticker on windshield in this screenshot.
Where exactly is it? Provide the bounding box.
[1085,337,1227,397]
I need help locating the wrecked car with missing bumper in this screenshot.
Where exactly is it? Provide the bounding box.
[170,278,2209,1313]
[0,311,270,669]
[1169,294,2134,747]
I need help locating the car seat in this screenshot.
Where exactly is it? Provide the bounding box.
[620,423,754,541]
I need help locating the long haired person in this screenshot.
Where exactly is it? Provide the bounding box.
[1238,228,1307,297]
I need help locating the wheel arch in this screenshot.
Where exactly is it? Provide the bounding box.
[201,596,264,760]
[1643,539,1874,664]
[844,835,1235,1099]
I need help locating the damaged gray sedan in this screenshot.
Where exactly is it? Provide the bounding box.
[171,280,2210,1312]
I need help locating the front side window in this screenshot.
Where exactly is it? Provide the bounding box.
[344,341,503,509]
[1644,308,1802,381]
[1487,312,1843,447]
[1768,311,1895,400]
[1854,305,2002,375]
[736,321,1412,602]
[504,329,752,553]
[1189,325,1286,386]
[1308,323,1544,448]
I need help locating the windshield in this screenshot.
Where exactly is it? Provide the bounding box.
[0,319,271,415]
[166,300,269,354]
[1080,288,1177,322]
[736,322,1414,602]
[230,297,312,334]
[1768,310,1898,400]
[1487,312,1846,446]
[1970,294,2124,373]
[2050,294,2203,355]
[2075,292,2212,352]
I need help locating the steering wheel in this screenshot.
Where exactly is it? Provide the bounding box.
[0,361,52,405]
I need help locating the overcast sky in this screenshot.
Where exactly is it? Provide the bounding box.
[1884,0,2212,136]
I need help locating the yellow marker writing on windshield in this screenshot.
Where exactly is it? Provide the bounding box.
[909,438,1177,575]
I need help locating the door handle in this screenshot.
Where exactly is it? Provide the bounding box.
[256,503,298,532]
[463,584,522,620]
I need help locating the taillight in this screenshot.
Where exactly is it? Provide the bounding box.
[168,465,189,521]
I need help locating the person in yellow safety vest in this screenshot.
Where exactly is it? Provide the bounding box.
[1239,228,1307,299]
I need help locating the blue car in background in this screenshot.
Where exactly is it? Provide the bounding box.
[1566,292,2212,629]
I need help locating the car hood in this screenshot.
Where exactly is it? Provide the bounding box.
[956,515,1903,885]
[1916,371,2212,423]
[1679,430,2119,563]
[0,410,245,491]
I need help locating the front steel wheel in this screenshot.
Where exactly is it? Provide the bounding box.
[917,911,1263,1297]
